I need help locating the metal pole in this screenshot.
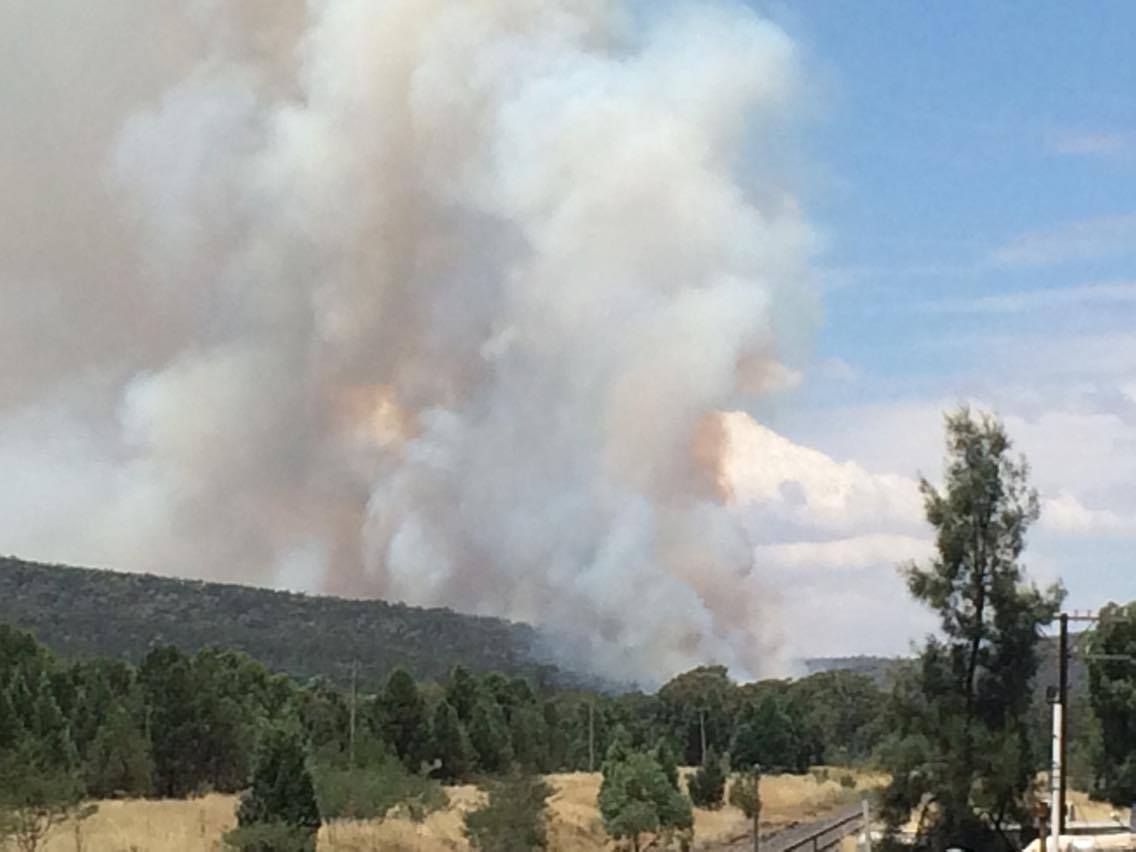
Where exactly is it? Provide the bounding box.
[752,763,762,852]
[1058,613,1069,835]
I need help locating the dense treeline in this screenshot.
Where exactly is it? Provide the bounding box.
[0,622,887,797]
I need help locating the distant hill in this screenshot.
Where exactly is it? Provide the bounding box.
[806,634,1088,701]
[0,556,560,690]
[804,655,909,688]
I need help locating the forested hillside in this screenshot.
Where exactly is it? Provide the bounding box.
[0,557,555,689]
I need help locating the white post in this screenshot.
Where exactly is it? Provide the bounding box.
[1051,699,1063,852]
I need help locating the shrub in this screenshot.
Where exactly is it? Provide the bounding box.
[687,748,726,809]
[728,773,758,819]
[313,761,447,822]
[465,770,552,851]
[223,822,315,852]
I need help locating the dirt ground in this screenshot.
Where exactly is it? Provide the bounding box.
[32,768,880,852]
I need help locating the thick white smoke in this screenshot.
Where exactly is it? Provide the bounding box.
[1,0,815,683]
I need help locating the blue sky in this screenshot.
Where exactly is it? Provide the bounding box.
[726,2,1136,653]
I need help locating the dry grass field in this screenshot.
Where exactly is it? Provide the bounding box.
[29,768,880,852]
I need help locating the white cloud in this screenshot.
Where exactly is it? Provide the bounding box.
[1048,129,1134,157]
[718,412,933,658]
[754,533,931,571]
[928,280,1136,315]
[990,213,1136,267]
[1041,493,1136,536]
[722,411,924,536]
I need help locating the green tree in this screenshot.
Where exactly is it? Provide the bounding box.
[28,672,78,771]
[602,725,634,777]
[687,747,726,809]
[446,666,479,724]
[730,694,810,774]
[541,701,566,772]
[598,750,692,851]
[432,699,474,782]
[510,702,549,772]
[658,666,736,765]
[878,408,1062,850]
[0,739,87,852]
[374,668,430,770]
[139,645,200,796]
[469,697,514,774]
[84,701,153,798]
[1088,602,1136,804]
[788,670,886,764]
[229,722,321,852]
[464,770,552,851]
[653,738,680,791]
[0,685,25,751]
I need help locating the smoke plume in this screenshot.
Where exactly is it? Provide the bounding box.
[1,0,815,683]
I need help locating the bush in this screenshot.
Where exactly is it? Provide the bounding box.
[839,772,857,789]
[223,822,316,852]
[728,773,758,819]
[465,770,552,851]
[687,749,726,809]
[313,761,447,822]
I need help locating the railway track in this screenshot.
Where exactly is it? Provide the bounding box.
[709,802,864,852]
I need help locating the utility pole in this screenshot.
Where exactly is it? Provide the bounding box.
[349,659,358,768]
[1049,687,1062,852]
[1058,613,1069,836]
[752,763,762,852]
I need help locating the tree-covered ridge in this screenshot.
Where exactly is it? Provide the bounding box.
[0,556,553,689]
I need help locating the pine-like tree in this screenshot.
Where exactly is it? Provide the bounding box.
[0,685,24,751]
[541,701,565,772]
[30,672,78,771]
[374,668,430,770]
[653,738,679,791]
[446,667,479,724]
[509,703,549,772]
[230,722,321,852]
[878,408,1063,849]
[432,699,473,782]
[469,698,514,774]
[139,645,201,797]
